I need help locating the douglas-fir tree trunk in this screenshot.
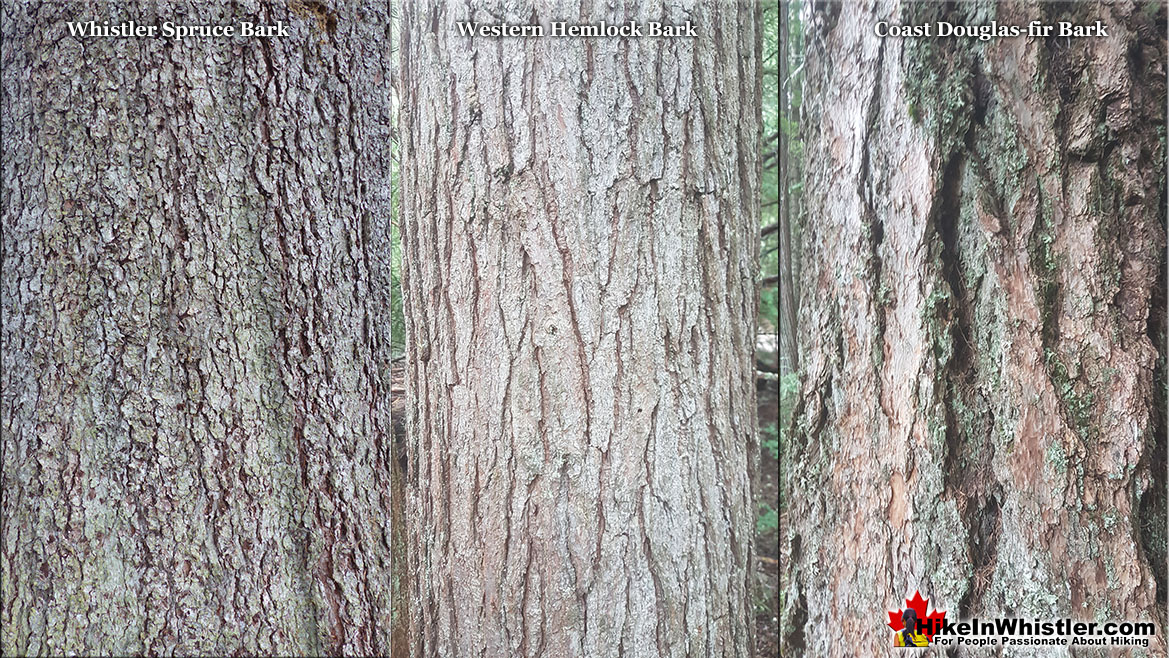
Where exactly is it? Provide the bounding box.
[781,2,1166,656]
[1,2,395,655]
[398,1,761,656]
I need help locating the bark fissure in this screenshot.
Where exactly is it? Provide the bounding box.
[783,2,1165,653]
[3,3,394,655]
[402,1,759,656]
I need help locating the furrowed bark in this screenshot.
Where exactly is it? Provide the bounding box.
[399,1,761,656]
[1,2,395,655]
[782,1,1166,656]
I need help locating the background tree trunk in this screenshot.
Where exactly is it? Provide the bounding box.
[781,2,1166,656]
[398,1,760,656]
[777,0,799,374]
[1,3,395,655]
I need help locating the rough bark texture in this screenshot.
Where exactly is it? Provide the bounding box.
[1,2,395,655]
[781,1,1167,656]
[399,1,760,656]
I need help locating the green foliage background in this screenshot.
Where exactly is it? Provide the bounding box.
[761,0,780,333]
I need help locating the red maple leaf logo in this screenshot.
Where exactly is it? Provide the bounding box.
[887,591,947,642]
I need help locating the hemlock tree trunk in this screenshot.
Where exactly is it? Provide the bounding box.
[1,3,396,655]
[398,1,760,656]
[781,2,1166,656]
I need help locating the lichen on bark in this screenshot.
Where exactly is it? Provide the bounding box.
[782,2,1166,655]
[398,1,761,656]
[2,2,395,655]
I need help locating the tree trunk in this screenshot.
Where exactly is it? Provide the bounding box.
[1,3,396,655]
[398,1,760,656]
[777,0,798,374]
[781,2,1166,655]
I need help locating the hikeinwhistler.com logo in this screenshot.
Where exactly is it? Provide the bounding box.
[888,591,1157,649]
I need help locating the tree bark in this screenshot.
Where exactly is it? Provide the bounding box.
[778,0,798,374]
[1,2,395,655]
[398,1,760,656]
[781,2,1166,655]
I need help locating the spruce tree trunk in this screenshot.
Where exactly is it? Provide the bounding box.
[781,2,1166,656]
[1,3,395,655]
[398,1,761,656]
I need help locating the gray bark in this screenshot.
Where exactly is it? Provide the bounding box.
[782,1,1166,656]
[398,1,761,656]
[778,1,798,374]
[1,2,395,655]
